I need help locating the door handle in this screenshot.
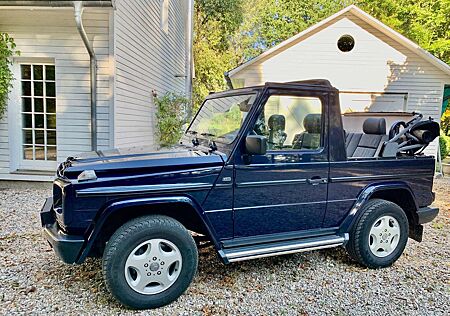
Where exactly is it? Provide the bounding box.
[307,177,328,185]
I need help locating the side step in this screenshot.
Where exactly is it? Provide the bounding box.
[220,234,347,263]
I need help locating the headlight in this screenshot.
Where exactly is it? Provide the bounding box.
[78,170,97,182]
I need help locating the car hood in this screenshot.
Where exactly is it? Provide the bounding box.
[60,146,226,179]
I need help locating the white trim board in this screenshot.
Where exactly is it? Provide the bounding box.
[0,172,54,182]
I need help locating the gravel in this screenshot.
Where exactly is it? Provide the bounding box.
[0,179,449,316]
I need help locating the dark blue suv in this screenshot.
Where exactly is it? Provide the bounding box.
[41,80,439,309]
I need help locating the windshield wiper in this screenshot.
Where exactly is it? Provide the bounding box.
[187,130,199,146]
[188,132,219,150]
[209,141,218,152]
[199,133,219,152]
[200,132,216,137]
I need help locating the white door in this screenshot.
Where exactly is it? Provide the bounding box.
[9,61,57,171]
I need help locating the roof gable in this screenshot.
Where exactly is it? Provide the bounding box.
[228,5,450,77]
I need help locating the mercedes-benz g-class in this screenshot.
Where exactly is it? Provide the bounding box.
[40,80,439,309]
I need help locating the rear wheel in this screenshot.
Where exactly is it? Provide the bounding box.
[346,199,409,268]
[103,215,198,309]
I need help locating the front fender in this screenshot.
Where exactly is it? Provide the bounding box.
[338,181,418,234]
[76,195,220,263]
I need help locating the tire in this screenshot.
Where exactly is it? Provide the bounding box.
[346,199,409,269]
[102,215,198,309]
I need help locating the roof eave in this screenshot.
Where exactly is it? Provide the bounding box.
[0,1,112,7]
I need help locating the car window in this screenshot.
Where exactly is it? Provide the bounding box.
[253,95,323,151]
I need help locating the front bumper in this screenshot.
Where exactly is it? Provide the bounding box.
[417,206,439,224]
[41,197,84,264]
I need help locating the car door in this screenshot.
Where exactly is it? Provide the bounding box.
[233,90,329,238]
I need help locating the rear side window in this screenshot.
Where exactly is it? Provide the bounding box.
[252,95,323,151]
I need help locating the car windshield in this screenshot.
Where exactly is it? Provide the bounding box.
[187,93,257,144]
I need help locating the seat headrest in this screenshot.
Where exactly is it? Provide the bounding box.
[268,114,285,130]
[303,114,321,133]
[363,118,386,135]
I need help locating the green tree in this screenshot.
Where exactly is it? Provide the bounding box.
[0,33,18,120]
[357,0,450,64]
[193,0,244,110]
[234,0,350,60]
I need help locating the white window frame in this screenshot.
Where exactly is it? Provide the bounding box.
[8,59,57,172]
[161,0,169,34]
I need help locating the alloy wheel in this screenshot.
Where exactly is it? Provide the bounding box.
[124,238,182,295]
[368,215,401,258]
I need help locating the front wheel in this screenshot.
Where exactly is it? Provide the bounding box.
[346,199,409,269]
[103,215,198,309]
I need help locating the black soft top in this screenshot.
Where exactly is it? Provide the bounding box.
[207,79,337,100]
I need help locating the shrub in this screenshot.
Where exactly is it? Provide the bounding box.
[0,33,19,120]
[440,132,450,159]
[154,92,190,147]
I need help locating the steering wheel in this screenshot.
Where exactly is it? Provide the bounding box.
[388,121,407,139]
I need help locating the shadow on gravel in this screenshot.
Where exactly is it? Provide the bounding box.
[42,258,123,309]
[195,245,357,283]
[48,243,357,309]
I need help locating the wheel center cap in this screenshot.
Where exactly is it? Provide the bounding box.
[382,233,389,240]
[149,262,160,271]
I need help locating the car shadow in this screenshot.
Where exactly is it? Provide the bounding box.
[42,257,124,309]
[195,245,358,283]
[44,244,358,310]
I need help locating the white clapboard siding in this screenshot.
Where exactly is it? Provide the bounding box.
[230,12,450,155]
[113,0,188,149]
[0,8,112,178]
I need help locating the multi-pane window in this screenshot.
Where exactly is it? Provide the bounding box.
[20,64,56,161]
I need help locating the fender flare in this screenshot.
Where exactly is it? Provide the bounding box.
[338,181,418,234]
[76,195,220,263]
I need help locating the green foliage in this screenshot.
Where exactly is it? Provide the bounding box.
[193,0,244,110]
[356,0,450,64]
[154,92,190,147]
[440,132,450,158]
[0,33,18,120]
[234,0,349,60]
[195,0,244,51]
[442,109,450,136]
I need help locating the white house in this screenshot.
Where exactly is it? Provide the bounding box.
[228,5,450,154]
[0,0,193,181]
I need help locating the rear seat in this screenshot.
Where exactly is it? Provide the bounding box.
[346,118,388,158]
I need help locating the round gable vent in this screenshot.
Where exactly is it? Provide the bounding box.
[337,35,355,52]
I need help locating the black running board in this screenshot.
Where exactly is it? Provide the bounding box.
[220,234,348,263]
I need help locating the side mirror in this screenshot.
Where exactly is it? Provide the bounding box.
[245,135,267,155]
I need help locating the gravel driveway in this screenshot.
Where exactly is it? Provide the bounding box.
[0,179,449,316]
